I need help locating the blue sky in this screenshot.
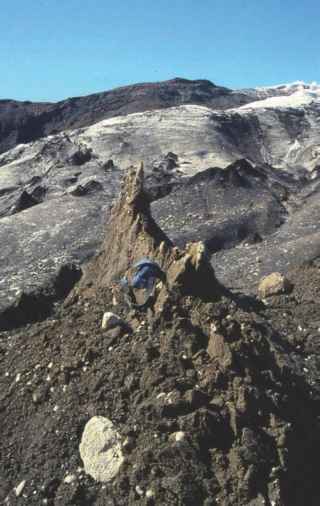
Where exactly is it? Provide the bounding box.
[1,0,319,101]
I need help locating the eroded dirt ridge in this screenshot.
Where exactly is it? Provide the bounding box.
[1,167,320,505]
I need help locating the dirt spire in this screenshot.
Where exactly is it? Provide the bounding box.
[78,165,222,301]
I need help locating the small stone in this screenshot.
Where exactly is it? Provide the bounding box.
[64,474,76,484]
[207,326,232,367]
[258,272,292,298]
[169,431,186,443]
[135,485,144,496]
[14,480,26,497]
[15,373,21,382]
[146,489,155,499]
[122,436,134,451]
[48,362,53,369]
[101,312,124,330]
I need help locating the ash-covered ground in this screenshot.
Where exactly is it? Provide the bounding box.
[1,169,320,506]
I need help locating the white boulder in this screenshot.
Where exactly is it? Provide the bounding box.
[79,416,124,482]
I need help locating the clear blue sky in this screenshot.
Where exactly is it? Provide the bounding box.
[1,0,319,102]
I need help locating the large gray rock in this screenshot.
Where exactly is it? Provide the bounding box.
[79,416,124,483]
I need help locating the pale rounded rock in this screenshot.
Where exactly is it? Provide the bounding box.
[101,312,123,330]
[64,474,76,484]
[258,272,292,299]
[79,416,124,482]
[169,431,186,443]
[146,489,155,499]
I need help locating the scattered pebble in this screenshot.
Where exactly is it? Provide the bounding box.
[14,480,26,497]
[135,485,144,496]
[64,474,76,484]
[170,431,186,443]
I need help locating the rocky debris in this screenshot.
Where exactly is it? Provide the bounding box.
[79,416,124,482]
[1,168,320,505]
[258,272,292,298]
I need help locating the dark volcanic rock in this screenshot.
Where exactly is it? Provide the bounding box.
[213,176,320,293]
[152,159,293,253]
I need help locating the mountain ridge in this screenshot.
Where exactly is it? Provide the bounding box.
[4,77,319,156]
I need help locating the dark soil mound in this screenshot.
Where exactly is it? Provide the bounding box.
[1,168,320,505]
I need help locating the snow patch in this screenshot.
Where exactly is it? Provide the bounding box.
[238,82,320,111]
